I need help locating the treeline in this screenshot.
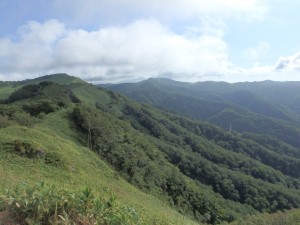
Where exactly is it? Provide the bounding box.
[71,104,255,224]
[166,113,300,179]
[209,109,300,149]
[120,104,300,212]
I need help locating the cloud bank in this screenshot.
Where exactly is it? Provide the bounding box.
[0,0,299,83]
[0,19,231,82]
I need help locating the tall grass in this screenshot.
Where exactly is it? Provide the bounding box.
[0,182,141,225]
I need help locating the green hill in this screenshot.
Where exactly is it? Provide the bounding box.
[1,74,300,224]
[105,78,300,150]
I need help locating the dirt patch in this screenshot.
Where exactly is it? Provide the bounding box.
[0,211,21,225]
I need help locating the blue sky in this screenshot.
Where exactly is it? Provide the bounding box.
[0,0,300,83]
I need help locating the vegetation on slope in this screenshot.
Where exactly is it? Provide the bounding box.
[0,81,197,225]
[0,182,140,225]
[1,74,300,224]
[106,78,300,149]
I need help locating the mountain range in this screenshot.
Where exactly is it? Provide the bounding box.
[1,74,300,224]
[104,78,300,151]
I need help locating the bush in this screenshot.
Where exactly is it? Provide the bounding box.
[7,84,40,103]
[0,182,140,225]
[11,112,38,127]
[13,140,45,159]
[11,140,64,167]
[23,100,59,117]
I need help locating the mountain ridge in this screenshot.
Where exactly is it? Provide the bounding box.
[104,77,300,147]
[1,74,300,224]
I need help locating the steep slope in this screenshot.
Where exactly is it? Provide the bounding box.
[0,83,196,225]
[68,78,298,207]
[104,78,300,150]
[1,74,300,224]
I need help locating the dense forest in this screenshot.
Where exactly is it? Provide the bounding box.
[105,78,300,149]
[1,74,300,224]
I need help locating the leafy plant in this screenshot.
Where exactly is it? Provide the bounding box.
[0,182,141,225]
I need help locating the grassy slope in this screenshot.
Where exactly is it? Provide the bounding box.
[0,86,19,100]
[2,74,300,224]
[0,76,198,224]
[0,73,84,101]
[0,110,197,225]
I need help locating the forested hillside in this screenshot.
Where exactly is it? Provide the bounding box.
[1,74,300,224]
[105,78,300,150]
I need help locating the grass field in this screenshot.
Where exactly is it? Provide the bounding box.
[0,119,198,224]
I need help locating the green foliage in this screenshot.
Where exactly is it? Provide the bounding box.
[106,78,300,149]
[0,114,16,128]
[0,81,81,127]
[121,104,300,213]
[5,81,80,105]
[6,140,65,167]
[23,99,59,116]
[71,104,239,224]
[2,74,300,225]
[13,140,45,158]
[7,84,40,102]
[0,104,39,127]
[0,182,140,225]
[11,112,39,126]
[168,114,300,179]
[0,125,195,225]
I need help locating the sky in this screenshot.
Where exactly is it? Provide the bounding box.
[0,0,300,83]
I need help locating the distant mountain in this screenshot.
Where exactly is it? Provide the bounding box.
[1,74,300,224]
[103,78,300,150]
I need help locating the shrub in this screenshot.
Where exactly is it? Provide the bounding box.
[7,84,40,103]
[0,114,16,128]
[23,100,59,117]
[11,112,38,127]
[0,182,141,225]
[12,140,64,167]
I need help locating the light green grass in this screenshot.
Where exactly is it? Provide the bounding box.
[70,83,111,106]
[24,73,85,85]
[0,125,198,225]
[0,85,20,100]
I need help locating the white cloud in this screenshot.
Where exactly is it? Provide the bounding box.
[1,18,300,83]
[0,19,231,83]
[0,0,274,83]
[1,1,299,84]
[0,20,65,74]
[224,51,300,82]
[275,52,300,71]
